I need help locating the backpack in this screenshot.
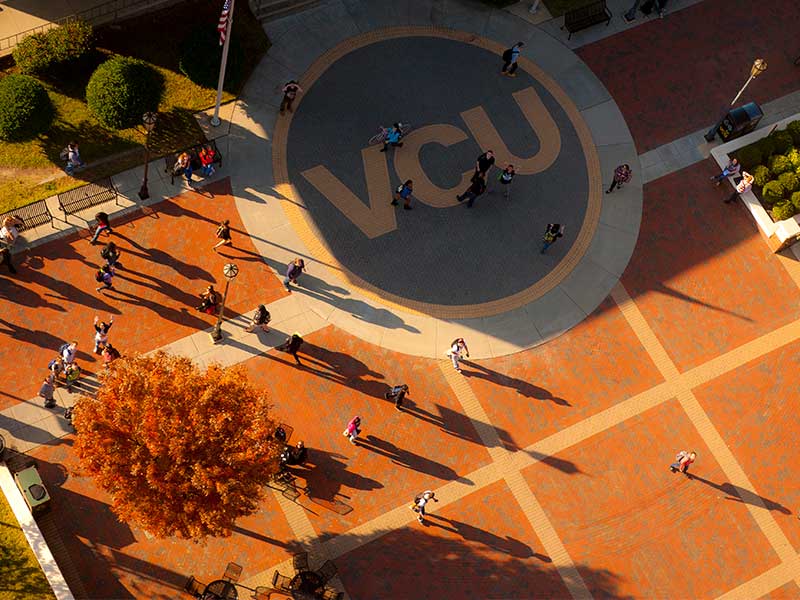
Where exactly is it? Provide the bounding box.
[502,48,513,62]
[100,246,111,259]
[58,343,70,355]
[95,270,105,282]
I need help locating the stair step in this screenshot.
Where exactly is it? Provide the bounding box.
[255,0,320,21]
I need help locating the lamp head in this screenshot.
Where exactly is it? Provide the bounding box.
[142,111,158,132]
[750,58,767,78]
[223,263,239,280]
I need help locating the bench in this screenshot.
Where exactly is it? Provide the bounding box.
[0,200,54,232]
[164,138,223,185]
[561,0,612,39]
[57,178,119,216]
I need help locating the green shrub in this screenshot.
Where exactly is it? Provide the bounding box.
[751,165,771,187]
[778,172,800,194]
[786,147,800,169]
[787,121,800,146]
[179,26,244,91]
[86,56,163,129]
[762,180,786,205]
[769,154,792,175]
[0,74,54,141]
[791,191,800,212]
[770,130,794,155]
[13,20,93,75]
[735,144,762,170]
[772,201,796,221]
[756,136,776,160]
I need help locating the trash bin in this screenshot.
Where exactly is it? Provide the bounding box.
[14,464,51,515]
[717,102,764,141]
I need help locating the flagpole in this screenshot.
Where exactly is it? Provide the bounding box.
[211,0,235,127]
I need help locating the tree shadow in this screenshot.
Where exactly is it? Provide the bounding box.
[686,473,793,515]
[460,361,571,406]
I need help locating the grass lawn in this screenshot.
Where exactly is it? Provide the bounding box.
[0,0,269,213]
[542,0,597,17]
[0,490,55,600]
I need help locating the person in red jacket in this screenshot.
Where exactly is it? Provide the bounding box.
[199,145,216,176]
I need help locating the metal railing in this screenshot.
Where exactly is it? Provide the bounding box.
[0,0,179,54]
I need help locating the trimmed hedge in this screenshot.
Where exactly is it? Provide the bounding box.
[791,191,800,212]
[788,120,800,146]
[86,56,163,129]
[762,180,786,205]
[770,130,794,155]
[752,165,771,188]
[13,20,93,75]
[0,74,54,141]
[778,172,800,194]
[756,137,775,160]
[772,201,796,221]
[179,26,244,91]
[769,154,792,176]
[735,145,762,170]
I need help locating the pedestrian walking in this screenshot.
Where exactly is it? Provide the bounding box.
[410,490,438,523]
[245,304,271,333]
[669,450,696,475]
[385,384,409,410]
[606,164,632,194]
[497,164,515,199]
[500,42,524,77]
[281,332,304,365]
[540,223,564,254]
[0,215,23,249]
[100,241,122,269]
[279,80,303,114]
[446,338,469,372]
[342,416,362,444]
[93,315,114,354]
[212,219,233,252]
[284,258,306,292]
[456,173,487,208]
[380,123,404,153]
[61,142,85,175]
[710,158,740,185]
[0,247,17,275]
[392,180,414,210]
[39,374,56,408]
[725,171,753,204]
[198,144,217,177]
[60,341,78,365]
[475,150,495,179]
[90,212,113,244]
[95,264,115,293]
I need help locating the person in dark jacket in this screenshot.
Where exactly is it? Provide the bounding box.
[284,258,306,292]
[457,173,487,208]
[541,223,564,254]
[281,332,304,365]
[385,384,409,410]
[475,150,495,178]
[246,304,271,333]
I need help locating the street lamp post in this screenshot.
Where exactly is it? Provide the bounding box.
[704,59,767,142]
[210,263,239,343]
[138,111,158,200]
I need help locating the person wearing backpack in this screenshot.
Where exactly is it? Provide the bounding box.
[501,42,524,77]
[391,180,414,210]
[90,212,113,244]
[456,172,487,208]
[62,142,85,175]
[380,123,404,153]
[541,223,564,254]
[60,341,78,365]
[245,304,271,333]
[100,241,121,269]
[280,332,304,365]
[385,384,409,410]
[497,164,515,199]
[95,265,115,293]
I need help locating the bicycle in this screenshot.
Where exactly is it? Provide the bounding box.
[368,122,412,146]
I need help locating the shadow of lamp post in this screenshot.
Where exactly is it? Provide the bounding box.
[210,263,239,343]
[704,59,767,142]
[138,111,158,200]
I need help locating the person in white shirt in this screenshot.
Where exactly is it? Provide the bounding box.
[411,490,438,523]
[0,215,23,248]
[725,171,753,204]
[446,338,469,372]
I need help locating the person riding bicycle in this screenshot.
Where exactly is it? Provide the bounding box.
[380,123,404,153]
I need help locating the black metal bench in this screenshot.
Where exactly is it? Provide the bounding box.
[164,138,223,185]
[561,0,612,39]
[0,200,54,232]
[57,178,119,216]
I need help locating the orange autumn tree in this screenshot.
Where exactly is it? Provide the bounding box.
[73,351,283,540]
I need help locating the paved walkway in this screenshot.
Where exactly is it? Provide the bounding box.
[2,1,800,599]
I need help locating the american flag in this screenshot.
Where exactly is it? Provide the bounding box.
[217,0,231,46]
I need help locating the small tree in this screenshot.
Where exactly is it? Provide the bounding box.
[86,56,163,129]
[73,352,283,539]
[0,74,54,141]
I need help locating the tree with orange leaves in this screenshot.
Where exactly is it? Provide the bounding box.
[73,351,283,539]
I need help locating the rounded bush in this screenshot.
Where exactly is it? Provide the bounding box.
[788,121,800,146]
[179,26,244,91]
[13,20,93,75]
[751,165,771,188]
[735,144,762,171]
[772,201,796,221]
[791,191,800,212]
[770,130,794,155]
[756,137,775,160]
[0,74,54,141]
[786,147,800,169]
[762,180,786,205]
[778,172,799,194]
[769,154,792,176]
[86,56,163,129]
